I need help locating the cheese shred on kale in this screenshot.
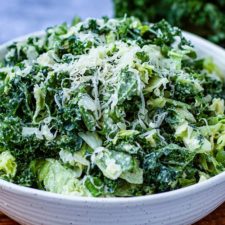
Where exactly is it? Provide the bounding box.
[0,17,225,197]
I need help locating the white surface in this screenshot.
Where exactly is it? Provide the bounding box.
[0,32,225,225]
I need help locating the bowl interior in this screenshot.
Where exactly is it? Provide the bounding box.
[0,31,225,203]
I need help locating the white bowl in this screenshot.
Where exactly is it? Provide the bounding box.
[1,31,225,225]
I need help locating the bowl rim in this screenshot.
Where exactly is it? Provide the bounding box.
[1,30,225,204]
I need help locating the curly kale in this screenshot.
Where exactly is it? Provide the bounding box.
[114,0,225,47]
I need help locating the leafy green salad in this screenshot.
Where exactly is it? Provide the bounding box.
[0,17,225,197]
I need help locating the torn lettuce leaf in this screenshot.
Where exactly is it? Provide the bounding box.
[92,147,143,184]
[31,159,90,196]
[78,132,102,150]
[0,151,17,180]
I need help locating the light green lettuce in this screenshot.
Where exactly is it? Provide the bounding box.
[0,151,17,180]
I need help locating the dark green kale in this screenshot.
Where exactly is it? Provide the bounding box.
[114,0,225,47]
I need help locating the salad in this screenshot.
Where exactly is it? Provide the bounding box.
[0,17,225,197]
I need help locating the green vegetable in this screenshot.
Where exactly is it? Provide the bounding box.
[92,147,135,180]
[0,17,225,197]
[114,0,225,47]
[84,175,104,197]
[31,159,89,196]
[0,151,17,180]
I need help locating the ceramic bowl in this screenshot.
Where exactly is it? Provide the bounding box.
[0,31,225,225]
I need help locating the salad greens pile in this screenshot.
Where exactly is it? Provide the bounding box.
[113,0,225,48]
[0,17,225,197]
